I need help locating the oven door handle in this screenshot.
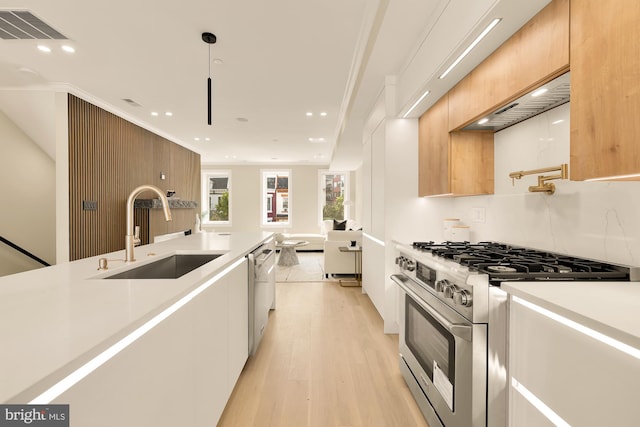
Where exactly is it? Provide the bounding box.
[391,274,472,342]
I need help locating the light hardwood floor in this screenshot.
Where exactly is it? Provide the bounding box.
[218,280,430,427]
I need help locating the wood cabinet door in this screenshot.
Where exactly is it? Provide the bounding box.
[418,94,450,196]
[570,0,640,180]
[450,132,494,196]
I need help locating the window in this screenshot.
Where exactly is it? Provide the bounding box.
[319,171,348,222]
[202,171,231,225]
[262,170,291,226]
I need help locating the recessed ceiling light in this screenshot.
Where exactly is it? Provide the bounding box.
[37,45,51,53]
[305,112,313,117]
[478,118,489,125]
[205,137,210,141]
[151,112,159,116]
[552,119,564,125]
[308,137,326,143]
[320,112,327,117]
[194,137,200,141]
[61,45,75,53]
[165,112,173,116]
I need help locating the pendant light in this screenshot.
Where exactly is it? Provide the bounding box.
[202,32,217,125]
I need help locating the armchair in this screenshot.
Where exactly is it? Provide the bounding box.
[323,221,362,278]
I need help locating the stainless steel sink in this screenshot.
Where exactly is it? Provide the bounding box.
[103,254,222,279]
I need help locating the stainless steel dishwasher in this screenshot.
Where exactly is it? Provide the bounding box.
[247,238,276,356]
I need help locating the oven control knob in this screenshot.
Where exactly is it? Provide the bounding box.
[435,279,448,293]
[453,289,473,307]
[406,260,415,272]
[443,284,456,299]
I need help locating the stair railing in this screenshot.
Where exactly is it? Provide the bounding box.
[0,235,51,267]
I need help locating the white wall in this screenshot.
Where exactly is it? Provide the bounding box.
[0,110,56,276]
[200,164,345,235]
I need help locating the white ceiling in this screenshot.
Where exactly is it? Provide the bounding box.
[0,0,550,170]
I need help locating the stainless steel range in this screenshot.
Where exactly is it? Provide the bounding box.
[391,241,635,427]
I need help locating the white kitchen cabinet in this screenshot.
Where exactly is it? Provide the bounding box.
[227,259,249,388]
[56,258,249,426]
[506,283,640,427]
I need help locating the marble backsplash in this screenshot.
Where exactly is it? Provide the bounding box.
[413,102,640,267]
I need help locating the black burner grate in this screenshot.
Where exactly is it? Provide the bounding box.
[411,241,630,283]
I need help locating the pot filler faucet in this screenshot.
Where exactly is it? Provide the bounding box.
[125,185,172,262]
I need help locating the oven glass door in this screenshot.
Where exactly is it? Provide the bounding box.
[405,294,457,410]
[406,295,456,384]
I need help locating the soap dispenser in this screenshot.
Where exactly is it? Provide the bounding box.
[195,213,202,233]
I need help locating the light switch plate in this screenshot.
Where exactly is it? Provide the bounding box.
[471,207,485,223]
[82,200,98,211]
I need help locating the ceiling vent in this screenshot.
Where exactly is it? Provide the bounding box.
[122,98,142,107]
[462,72,570,131]
[0,10,67,40]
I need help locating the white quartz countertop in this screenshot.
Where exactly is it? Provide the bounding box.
[0,231,272,403]
[502,281,640,353]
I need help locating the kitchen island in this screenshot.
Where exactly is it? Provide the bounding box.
[0,231,272,426]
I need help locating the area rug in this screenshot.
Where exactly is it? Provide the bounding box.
[275,251,328,282]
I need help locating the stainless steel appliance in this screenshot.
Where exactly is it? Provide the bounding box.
[248,238,276,356]
[392,241,636,427]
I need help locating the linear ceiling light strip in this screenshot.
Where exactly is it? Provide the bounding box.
[439,18,501,80]
[402,89,430,118]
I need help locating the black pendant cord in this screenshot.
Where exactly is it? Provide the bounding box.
[207,43,212,125]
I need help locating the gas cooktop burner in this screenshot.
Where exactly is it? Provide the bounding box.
[411,241,631,283]
[486,265,517,273]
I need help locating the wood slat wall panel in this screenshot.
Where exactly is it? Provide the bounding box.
[133,209,150,245]
[68,95,201,260]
